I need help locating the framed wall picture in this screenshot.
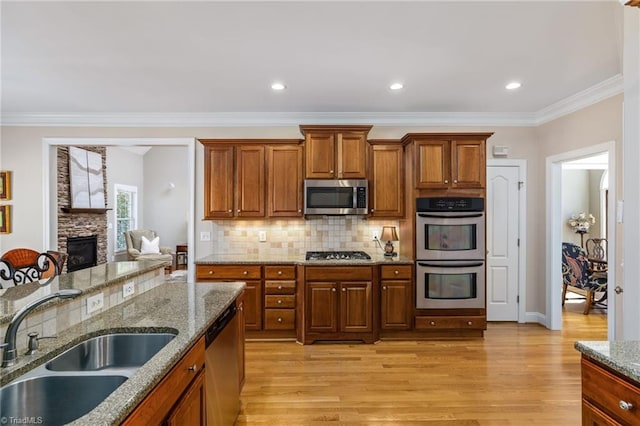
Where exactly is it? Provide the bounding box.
[69,147,105,208]
[0,171,11,201]
[0,205,11,233]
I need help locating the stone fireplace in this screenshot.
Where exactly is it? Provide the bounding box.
[57,146,108,271]
[67,235,98,272]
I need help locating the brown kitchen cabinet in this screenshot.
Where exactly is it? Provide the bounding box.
[122,337,206,426]
[302,265,376,344]
[402,133,492,191]
[263,265,297,334]
[581,356,640,425]
[300,125,372,179]
[380,265,413,330]
[368,141,405,217]
[202,144,265,218]
[267,145,303,217]
[196,264,263,331]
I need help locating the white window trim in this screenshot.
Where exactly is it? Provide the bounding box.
[114,183,138,253]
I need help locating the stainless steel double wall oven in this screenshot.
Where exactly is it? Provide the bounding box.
[415,197,485,309]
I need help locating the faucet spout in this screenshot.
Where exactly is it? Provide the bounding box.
[1,288,82,368]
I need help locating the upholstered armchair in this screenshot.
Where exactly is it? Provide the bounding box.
[124,230,173,270]
[561,242,607,315]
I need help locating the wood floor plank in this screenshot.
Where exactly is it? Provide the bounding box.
[238,301,606,424]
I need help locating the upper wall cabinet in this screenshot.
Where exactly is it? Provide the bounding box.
[368,141,405,218]
[402,133,493,191]
[267,145,303,217]
[300,125,372,179]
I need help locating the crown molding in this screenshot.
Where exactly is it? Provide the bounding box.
[0,75,623,128]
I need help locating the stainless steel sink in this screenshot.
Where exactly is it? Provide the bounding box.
[0,374,127,425]
[46,332,176,371]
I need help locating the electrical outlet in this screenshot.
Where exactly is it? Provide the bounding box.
[200,231,211,241]
[87,293,104,314]
[122,281,135,298]
[259,231,267,242]
[372,231,379,241]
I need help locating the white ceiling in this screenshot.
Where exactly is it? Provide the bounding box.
[0,1,624,126]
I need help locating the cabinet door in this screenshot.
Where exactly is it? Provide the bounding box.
[243,280,263,331]
[236,145,265,217]
[306,282,338,332]
[305,133,335,178]
[582,400,622,426]
[337,132,367,179]
[204,145,235,218]
[451,139,485,188]
[381,280,412,330]
[415,140,450,189]
[166,370,205,426]
[339,281,372,333]
[267,145,303,216]
[370,144,404,217]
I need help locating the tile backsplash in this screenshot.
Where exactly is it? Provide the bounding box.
[209,216,400,256]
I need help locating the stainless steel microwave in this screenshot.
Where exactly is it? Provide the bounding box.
[303,179,368,215]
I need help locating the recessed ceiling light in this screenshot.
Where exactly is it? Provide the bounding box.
[505,81,522,90]
[271,82,286,91]
[389,83,404,91]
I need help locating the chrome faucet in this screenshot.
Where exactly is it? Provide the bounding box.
[1,289,82,368]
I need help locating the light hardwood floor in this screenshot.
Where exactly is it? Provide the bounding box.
[237,300,606,425]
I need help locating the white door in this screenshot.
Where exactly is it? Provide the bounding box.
[487,165,521,321]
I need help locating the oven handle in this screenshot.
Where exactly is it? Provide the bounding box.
[417,262,484,268]
[417,213,484,219]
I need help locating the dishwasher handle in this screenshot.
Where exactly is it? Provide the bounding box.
[205,304,237,347]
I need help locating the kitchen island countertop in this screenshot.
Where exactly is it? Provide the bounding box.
[575,340,640,384]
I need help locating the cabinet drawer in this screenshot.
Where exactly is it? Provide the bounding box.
[415,316,486,330]
[305,266,373,281]
[264,280,296,294]
[264,309,296,330]
[582,357,640,425]
[265,295,296,308]
[196,265,261,280]
[264,265,296,279]
[380,265,412,280]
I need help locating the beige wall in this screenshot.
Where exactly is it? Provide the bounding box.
[0,98,623,317]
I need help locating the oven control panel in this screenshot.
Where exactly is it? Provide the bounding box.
[416,197,484,212]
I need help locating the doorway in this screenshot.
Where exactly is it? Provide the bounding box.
[42,138,197,283]
[546,141,617,339]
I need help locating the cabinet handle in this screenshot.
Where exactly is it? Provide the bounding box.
[237,209,241,212]
[298,209,302,213]
[278,271,283,275]
[332,288,336,292]
[370,209,374,212]
[619,400,634,411]
[467,321,473,326]
[277,317,283,323]
[277,285,283,290]
[228,209,232,213]
[342,288,346,292]
[187,364,198,372]
[430,321,436,326]
[208,271,213,275]
[243,271,248,275]
[394,270,399,275]
[454,179,458,184]
[330,170,334,173]
[277,299,283,304]
[382,286,387,290]
[444,180,449,184]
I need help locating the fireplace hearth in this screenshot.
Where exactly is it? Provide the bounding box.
[67,235,98,272]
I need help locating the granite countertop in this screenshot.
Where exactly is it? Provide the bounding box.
[0,260,166,324]
[575,340,640,384]
[196,253,414,265]
[0,280,245,425]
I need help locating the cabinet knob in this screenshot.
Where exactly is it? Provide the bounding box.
[332,288,336,292]
[467,321,473,326]
[228,209,232,213]
[237,209,241,212]
[444,180,449,184]
[382,286,387,290]
[394,270,399,275]
[277,285,283,290]
[277,271,283,275]
[208,271,213,275]
[243,271,248,275]
[277,317,283,323]
[370,209,374,212]
[298,209,302,213]
[187,364,198,372]
[454,179,458,184]
[330,170,334,173]
[430,321,436,326]
[620,400,634,411]
[342,288,346,292]
[277,299,283,304]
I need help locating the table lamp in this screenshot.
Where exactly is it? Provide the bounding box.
[380,226,399,257]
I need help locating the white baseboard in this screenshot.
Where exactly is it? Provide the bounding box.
[525,311,547,326]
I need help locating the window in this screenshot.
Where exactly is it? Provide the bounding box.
[115,184,138,252]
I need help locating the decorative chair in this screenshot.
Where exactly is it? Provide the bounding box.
[124,229,173,271]
[585,238,608,277]
[562,242,607,315]
[0,248,63,287]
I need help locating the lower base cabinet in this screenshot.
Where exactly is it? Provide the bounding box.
[166,370,206,426]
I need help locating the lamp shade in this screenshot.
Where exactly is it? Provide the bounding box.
[380,226,399,242]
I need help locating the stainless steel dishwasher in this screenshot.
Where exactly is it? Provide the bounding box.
[205,303,240,425]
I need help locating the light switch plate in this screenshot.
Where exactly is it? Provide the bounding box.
[123,281,135,298]
[259,231,267,242]
[200,231,211,241]
[87,293,104,314]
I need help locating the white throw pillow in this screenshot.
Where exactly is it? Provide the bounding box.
[140,236,160,254]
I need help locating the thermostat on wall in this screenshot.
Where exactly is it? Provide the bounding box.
[492,145,509,157]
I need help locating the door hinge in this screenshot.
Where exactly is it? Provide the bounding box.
[517,238,520,247]
[518,181,524,190]
[517,295,520,303]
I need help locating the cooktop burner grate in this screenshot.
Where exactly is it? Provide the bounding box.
[305,251,372,261]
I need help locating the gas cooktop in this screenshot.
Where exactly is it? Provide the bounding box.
[305,251,372,261]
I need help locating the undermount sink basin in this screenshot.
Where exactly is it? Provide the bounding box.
[46,332,176,372]
[0,374,128,425]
